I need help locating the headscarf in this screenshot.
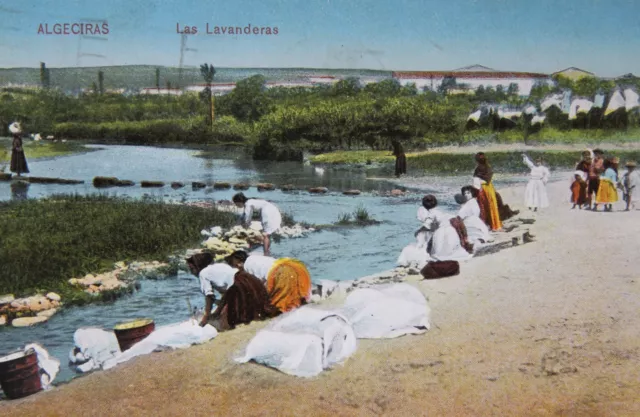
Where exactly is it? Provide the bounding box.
[473,152,493,183]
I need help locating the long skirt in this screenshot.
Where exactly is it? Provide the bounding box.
[570,180,587,205]
[477,183,502,231]
[524,179,549,208]
[395,154,407,176]
[429,224,473,261]
[462,216,491,245]
[596,178,619,204]
[10,150,29,174]
[266,259,312,313]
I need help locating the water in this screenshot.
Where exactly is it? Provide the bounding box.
[0,143,552,384]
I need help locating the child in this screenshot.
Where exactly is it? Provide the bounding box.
[523,154,550,212]
[570,170,588,209]
[621,160,640,211]
[232,192,282,256]
[594,157,619,212]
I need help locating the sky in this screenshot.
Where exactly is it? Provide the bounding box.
[0,0,639,77]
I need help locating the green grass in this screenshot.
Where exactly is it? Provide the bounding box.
[0,140,89,168]
[0,194,236,296]
[335,205,379,226]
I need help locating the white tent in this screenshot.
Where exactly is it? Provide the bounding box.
[605,90,626,116]
[624,88,639,111]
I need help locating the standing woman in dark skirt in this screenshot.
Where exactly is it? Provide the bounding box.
[391,140,407,177]
[9,122,29,177]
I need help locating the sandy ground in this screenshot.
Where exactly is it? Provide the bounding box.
[2,179,640,416]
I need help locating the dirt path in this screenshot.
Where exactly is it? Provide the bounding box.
[2,180,640,416]
[420,142,640,154]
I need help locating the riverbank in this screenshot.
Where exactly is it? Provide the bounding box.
[3,178,639,415]
[310,141,640,167]
[0,138,91,163]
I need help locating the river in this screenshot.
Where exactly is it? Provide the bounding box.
[0,143,564,385]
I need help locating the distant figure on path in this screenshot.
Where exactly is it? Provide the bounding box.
[594,157,619,212]
[232,192,282,256]
[570,171,588,209]
[522,154,550,212]
[587,149,605,210]
[9,122,29,177]
[473,152,503,231]
[391,140,407,177]
[621,161,639,211]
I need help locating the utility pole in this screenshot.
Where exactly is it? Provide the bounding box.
[178,33,197,89]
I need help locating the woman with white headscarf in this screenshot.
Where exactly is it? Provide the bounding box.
[9,122,29,176]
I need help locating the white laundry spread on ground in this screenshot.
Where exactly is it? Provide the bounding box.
[235,306,357,378]
[68,320,217,373]
[338,284,431,339]
[23,343,60,389]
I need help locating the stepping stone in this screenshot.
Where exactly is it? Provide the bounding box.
[27,177,83,185]
[343,189,361,196]
[192,181,207,190]
[171,182,185,189]
[213,182,231,190]
[233,183,250,190]
[257,183,276,191]
[308,187,329,194]
[141,181,164,188]
[0,173,12,181]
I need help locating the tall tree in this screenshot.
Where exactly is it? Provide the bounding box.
[200,63,216,127]
[98,70,105,95]
[40,62,50,88]
[155,68,161,93]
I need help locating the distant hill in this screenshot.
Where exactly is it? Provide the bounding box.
[0,65,392,92]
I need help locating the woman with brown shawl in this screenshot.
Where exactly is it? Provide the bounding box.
[211,270,281,331]
[187,252,279,331]
[391,140,407,177]
[473,152,502,231]
[9,122,29,176]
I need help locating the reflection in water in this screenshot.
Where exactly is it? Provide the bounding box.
[11,180,29,200]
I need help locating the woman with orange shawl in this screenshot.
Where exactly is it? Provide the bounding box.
[473,152,503,231]
[225,251,312,314]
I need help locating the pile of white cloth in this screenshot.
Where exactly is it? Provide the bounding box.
[69,320,217,373]
[25,343,60,389]
[236,283,430,377]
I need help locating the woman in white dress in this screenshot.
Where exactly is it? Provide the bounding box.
[457,186,492,245]
[523,154,550,211]
[420,195,473,262]
[232,192,282,256]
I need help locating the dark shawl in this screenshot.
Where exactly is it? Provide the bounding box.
[449,216,474,253]
[473,163,493,183]
[213,271,280,329]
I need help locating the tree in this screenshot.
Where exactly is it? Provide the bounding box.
[200,63,216,127]
[363,79,401,97]
[573,76,598,97]
[331,77,362,97]
[40,62,50,89]
[438,76,457,95]
[155,68,161,93]
[227,75,270,122]
[98,71,105,95]
[507,83,519,97]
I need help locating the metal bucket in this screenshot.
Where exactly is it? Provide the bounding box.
[113,318,155,352]
[0,349,42,399]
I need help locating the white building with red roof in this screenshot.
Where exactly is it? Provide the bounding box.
[392,65,552,96]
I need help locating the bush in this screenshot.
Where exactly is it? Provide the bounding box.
[0,194,237,295]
